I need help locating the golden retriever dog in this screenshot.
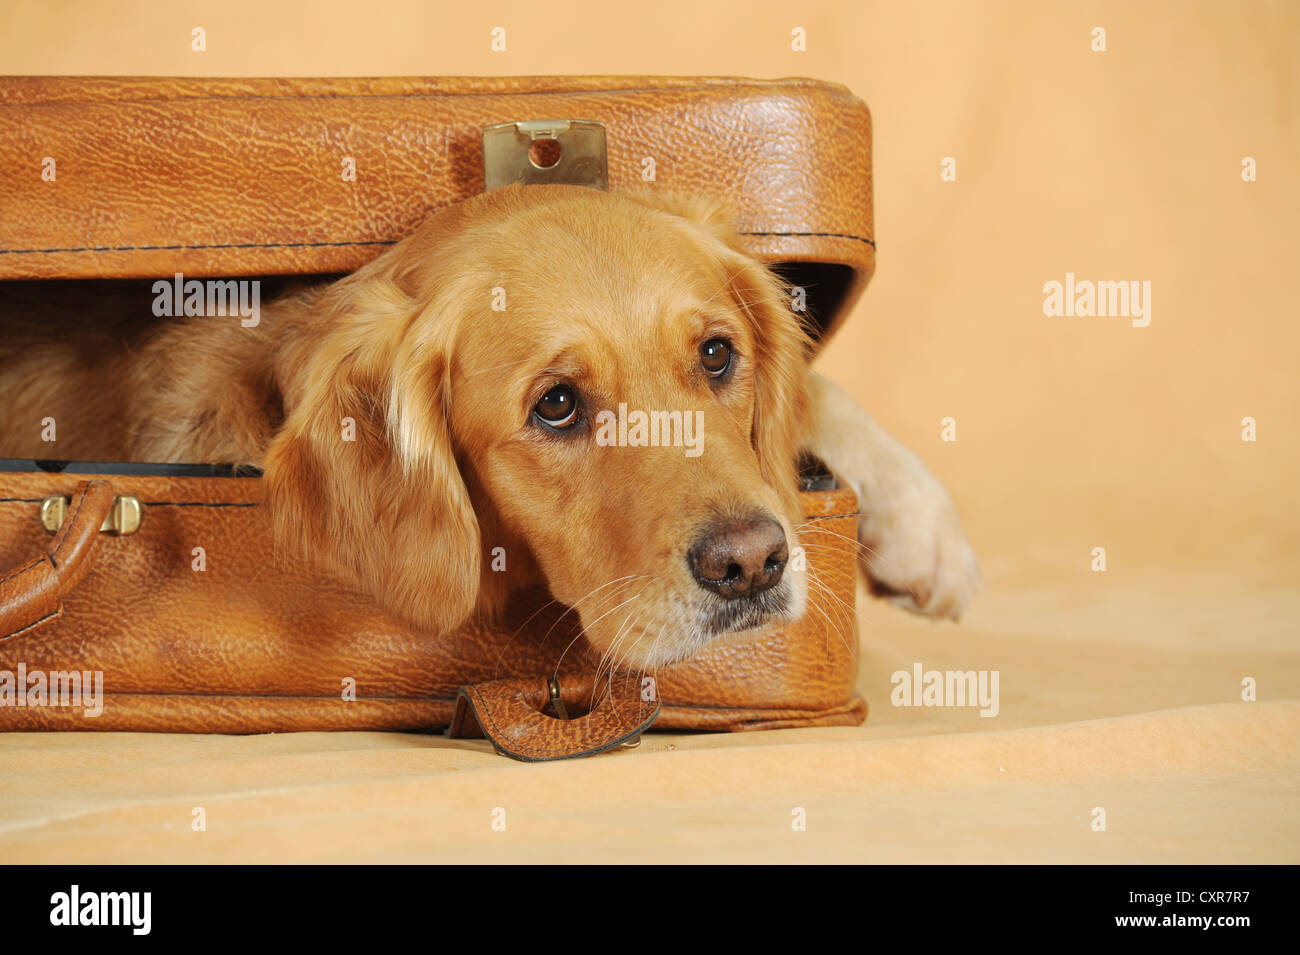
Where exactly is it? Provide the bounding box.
[0,184,978,667]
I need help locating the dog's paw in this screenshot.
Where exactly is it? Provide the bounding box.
[856,469,981,621]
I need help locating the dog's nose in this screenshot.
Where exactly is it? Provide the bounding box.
[688,517,789,600]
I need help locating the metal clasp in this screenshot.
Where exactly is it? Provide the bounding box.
[482,120,608,191]
[40,494,142,535]
[546,675,570,721]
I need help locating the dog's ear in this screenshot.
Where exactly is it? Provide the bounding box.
[624,191,813,520]
[722,252,813,523]
[260,279,482,634]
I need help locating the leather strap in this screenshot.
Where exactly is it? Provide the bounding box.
[0,479,116,641]
[448,674,661,761]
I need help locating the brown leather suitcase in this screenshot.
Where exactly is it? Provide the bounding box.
[0,75,874,759]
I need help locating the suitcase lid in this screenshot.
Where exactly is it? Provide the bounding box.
[0,75,873,347]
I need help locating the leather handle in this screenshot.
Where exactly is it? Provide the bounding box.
[448,674,661,761]
[0,479,117,641]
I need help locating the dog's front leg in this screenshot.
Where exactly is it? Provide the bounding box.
[802,370,981,619]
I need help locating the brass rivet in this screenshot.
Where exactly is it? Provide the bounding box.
[38,494,142,535]
[38,495,67,534]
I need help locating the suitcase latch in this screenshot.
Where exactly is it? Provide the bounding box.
[40,494,142,535]
[482,120,608,191]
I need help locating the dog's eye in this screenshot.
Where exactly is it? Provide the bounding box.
[700,338,733,378]
[534,385,579,428]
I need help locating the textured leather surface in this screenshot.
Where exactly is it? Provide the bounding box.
[0,75,874,344]
[0,471,863,734]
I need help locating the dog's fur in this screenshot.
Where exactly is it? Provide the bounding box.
[0,185,979,667]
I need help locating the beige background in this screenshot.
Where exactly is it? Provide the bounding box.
[1,0,1297,863]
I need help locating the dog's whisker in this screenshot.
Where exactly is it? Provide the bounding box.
[599,611,646,714]
[807,579,856,634]
[603,574,662,699]
[553,584,653,679]
[536,574,648,658]
[793,524,925,604]
[785,553,857,613]
[799,558,858,623]
[790,527,904,608]
[627,617,670,705]
[592,608,640,695]
[491,593,570,679]
[589,623,624,707]
[804,572,856,656]
[798,571,842,652]
[492,574,645,679]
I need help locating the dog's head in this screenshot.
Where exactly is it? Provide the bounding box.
[263,185,812,668]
